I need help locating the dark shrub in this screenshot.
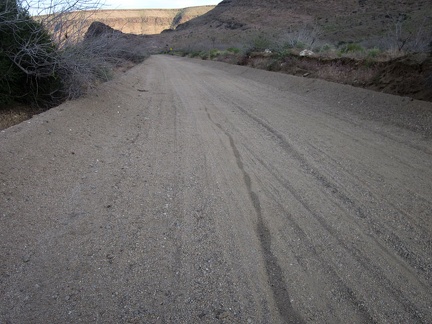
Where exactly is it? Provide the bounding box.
[0,0,63,108]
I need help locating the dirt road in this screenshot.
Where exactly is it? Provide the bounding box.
[1,55,432,323]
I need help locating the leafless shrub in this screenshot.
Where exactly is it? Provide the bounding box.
[385,13,432,55]
[1,0,147,107]
[58,32,113,99]
[279,23,323,50]
[25,0,102,46]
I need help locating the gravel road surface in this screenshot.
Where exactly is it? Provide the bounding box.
[1,55,432,323]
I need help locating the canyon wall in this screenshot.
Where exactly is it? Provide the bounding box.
[89,6,215,34]
[36,6,215,38]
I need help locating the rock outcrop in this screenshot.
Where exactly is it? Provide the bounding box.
[79,6,215,35]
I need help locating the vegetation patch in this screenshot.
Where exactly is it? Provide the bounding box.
[0,0,148,129]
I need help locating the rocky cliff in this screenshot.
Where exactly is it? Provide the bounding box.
[89,6,215,35]
[36,6,215,38]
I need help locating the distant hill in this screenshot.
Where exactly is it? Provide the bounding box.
[35,6,215,40]
[88,6,215,35]
[163,0,432,50]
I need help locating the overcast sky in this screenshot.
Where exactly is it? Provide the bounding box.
[102,0,221,10]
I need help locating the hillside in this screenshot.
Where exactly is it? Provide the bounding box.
[149,0,431,102]
[163,0,432,51]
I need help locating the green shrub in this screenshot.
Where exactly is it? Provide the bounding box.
[250,35,272,52]
[340,43,365,54]
[0,53,21,107]
[276,48,292,59]
[367,48,381,58]
[282,42,294,49]
[189,51,201,58]
[227,47,241,54]
[209,49,220,59]
[199,51,208,60]
[293,41,306,49]
[321,44,332,52]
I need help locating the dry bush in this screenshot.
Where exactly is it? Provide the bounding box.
[384,13,432,55]
[279,23,323,50]
[58,22,147,99]
[1,0,147,108]
[58,31,147,102]
[26,0,102,46]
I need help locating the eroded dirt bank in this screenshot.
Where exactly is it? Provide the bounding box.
[1,56,431,323]
[209,52,432,102]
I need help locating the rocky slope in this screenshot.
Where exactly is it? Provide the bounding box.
[166,0,431,50]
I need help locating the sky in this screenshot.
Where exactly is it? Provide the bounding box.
[101,0,221,10]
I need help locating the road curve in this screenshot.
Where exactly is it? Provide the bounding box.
[1,55,432,323]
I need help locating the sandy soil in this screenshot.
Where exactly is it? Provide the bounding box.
[1,56,431,323]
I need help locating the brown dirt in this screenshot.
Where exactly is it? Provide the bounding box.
[0,104,46,131]
[1,56,432,323]
[213,52,432,102]
[370,54,432,100]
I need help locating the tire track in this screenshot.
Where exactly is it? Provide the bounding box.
[230,102,432,283]
[249,151,428,323]
[205,107,304,323]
